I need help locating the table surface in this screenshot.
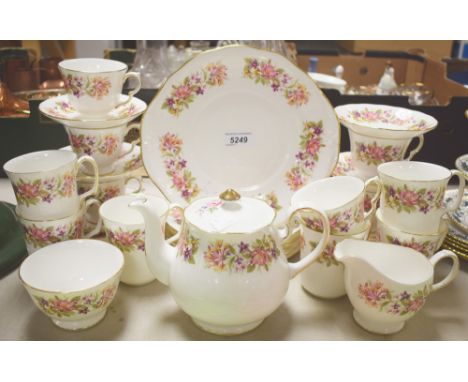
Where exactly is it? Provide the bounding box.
[1,178,467,341]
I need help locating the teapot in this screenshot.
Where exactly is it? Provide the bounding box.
[334,239,459,334]
[129,189,330,335]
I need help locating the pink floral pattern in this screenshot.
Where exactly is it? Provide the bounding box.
[68,132,119,156]
[35,284,117,317]
[285,121,325,191]
[332,152,354,176]
[243,57,309,106]
[308,240,339,267]
[347,108,429,131]
[12,172,76,206]
[64,75,85,98]
[24,218,85,249]
[358,281,429,315]
[159,132,200,202]
[197,199,224,214]
[106,227,145,254]
[263,192,282,212]
[383,184,444,214]
[64,74,111,100]
[123,156,142,172]
[302,204,364,234]
[355,141,403,166]
[385,235,438,257]
[179,232,200,264]
[162,62,228,116]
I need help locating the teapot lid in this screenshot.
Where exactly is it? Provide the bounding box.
[184,189,275,233]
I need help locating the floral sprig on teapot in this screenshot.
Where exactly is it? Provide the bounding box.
[383,184,444,214]
[64,74,111,100]
[385,235,437,257]
[180,233,200,264]
[358,281,429,316]
[106,227,145,254]
[35,284,117,318]
[243,58,309,107]
[12,173,76,206]
[159,132,200,202]
[347,108,429,130]
[24,219,84,249]
[355,141,403,166]
[203,235,280,273]
[162,62,228,116]
[69,133,120,156]
[285,120,325,191]
[308,240,339,267]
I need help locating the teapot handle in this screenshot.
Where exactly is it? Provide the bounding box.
[286,207,330,279]
[429,249,460,292]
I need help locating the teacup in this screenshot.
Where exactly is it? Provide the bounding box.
[19,239,124,330]
[78,171,143,224]
[290,175,380,235]
[348,129,424,179]
[375,208,448,257]
[59,58,141,117]
[18,198,102,254]
[300,219,371,299]
[376,161,466,234]
[100,194,171,286]
[65,122,140,175]
[4,150,99,220]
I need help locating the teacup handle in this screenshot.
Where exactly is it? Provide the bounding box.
[119,123,141,158]
[286,207,330,279]
[165,203,184,245]
[445,170,466,213]
[76,156,99,202]
[114,72,141,109]
[429,249,460,292]
[404,135,424,161]
[124,176,143,194]
[364,176,382,219]
[83,198,102,238]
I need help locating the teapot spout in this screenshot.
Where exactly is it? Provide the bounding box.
[129,197,177,286]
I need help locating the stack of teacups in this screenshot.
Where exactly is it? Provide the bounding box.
[289,175,381,298]
[373,161,466,257]
[3,150,102,253]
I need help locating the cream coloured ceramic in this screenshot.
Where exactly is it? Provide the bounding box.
[18,198,102,254]
[4,150,99,220]
[129,189,330,335]
[445,189,468,234]
[375,208,448,257]
[19,239,124,330]
[39,94,147,128]
[308,72,347,93]
[300,220,371,299]
[376,161,466,234]
[100,194,170,286]
[290,175,380,235]
[347,128,424,180]
[59,58,141,117]
[335,239,459,334]
[65,123,140,175]
[335,103,437,140]
[141,45,340,224]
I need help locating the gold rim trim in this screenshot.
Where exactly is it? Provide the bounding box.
[377,162,454,183]
[4,150,77,175]
[58,58,128,74]
[139,44,341,220]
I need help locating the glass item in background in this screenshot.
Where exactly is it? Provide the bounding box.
[308,57,318,72]
[131,41,170,89]
[189,40,210,53]
[216,40,296,62]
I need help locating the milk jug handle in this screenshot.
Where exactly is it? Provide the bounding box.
[429,250,460,292]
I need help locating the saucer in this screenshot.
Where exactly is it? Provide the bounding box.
[445,189,468,234]
[308,72,347,93]
[455,153,468,176]
[61,142,142,175]
[39,94,147,128]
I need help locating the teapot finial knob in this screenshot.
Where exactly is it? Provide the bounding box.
[220,189,241,201]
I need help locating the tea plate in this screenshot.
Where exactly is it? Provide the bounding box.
[335,104,437,139]
[39,94,147,128]
[141,45,340,223]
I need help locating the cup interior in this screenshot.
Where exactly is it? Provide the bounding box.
[20,239,123,292]
[378,161,451,182]
[59,58,127,73]
[4,150,76,174]
[292,176,364,210]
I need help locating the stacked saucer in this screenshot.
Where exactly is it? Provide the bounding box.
[442,188,468,261]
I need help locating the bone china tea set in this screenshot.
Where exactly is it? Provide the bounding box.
[3,47,463,336]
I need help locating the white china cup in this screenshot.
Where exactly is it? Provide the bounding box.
[300,220,371,299]
[65,123,140,175]
[376,161,466,234]
[18,198,103,254]
[4,150,99,220]
[19,239,124,330]
[59,58,141,117]
[290,175,380,235]
[100,194,172,286]
[375,208,448,257]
